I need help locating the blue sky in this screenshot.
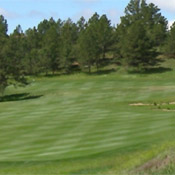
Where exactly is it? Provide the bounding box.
[0,0,175,33]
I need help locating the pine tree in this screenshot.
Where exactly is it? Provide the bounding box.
[60,19,78,73]
[77,13,114,72]
[24,27,41,75]
[0,15,8,94]
[41,18,61,74]
[97,15,114,61]
[121,20,157,68]
[117,0,167,70]
[77,13,100,72]
[77,24,96,73]
[77,16,86,33]
[0,23,28,95]
[164,22,175,58]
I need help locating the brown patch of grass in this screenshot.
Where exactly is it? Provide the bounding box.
[133,154,175,175]
[162,109,175,112]
[130,102,175,106]
[129,103,153,106]
[130,102,175,112]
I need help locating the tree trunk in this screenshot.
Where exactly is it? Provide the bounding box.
[96,61,99,72]
[88,65,91,73]
[102,47,106,60]
[29,57,33,75]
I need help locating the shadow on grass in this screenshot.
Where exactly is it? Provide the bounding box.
[129,67,172,74]
[0,93,43,103]
[86,68,117,76]
[44,73,61,77]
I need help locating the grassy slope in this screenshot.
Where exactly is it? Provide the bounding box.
[1,62,175,174]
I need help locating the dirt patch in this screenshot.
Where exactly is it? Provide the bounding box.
[162,109,175,112]
[130,102,175,106]
[129,101,175,112]
[136,155,171,172]
[129,103,153,106]
[134,154,175,174]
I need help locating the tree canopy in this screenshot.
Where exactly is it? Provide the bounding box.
[0,0,172,94]
[117,0,167,69]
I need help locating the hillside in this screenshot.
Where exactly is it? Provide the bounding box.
[0,59,175,174]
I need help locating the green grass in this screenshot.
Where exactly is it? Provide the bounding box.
[1,66,175,174]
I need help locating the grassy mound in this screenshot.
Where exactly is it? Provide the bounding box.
[1,65,175,174]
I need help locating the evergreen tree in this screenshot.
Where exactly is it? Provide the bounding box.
[77,13,114,72]
[87,13,101,70]
[141,2,167,46]
[0,4,169,84]
[117,0,167,69]
[24,27,41,75]
[77,13,100,72]
[77,24,96,73]
[77,16,86,33]
[60,19,78,73]
[41,18,61,74]
[97,15,114,61]
[0,15,8,94]
[0,23,28,94]
[120,20,157,68]
[164,22,175,58]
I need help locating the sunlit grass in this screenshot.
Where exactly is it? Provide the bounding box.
[1,68,175,174]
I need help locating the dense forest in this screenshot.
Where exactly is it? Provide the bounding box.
[0,0,175,93]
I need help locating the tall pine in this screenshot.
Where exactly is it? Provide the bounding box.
[117,0,167,70]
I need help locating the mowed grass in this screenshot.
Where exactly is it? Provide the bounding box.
[1,68,175,174]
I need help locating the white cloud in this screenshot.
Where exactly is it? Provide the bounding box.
[148,0,175,12]
[106,9,121,24]
[28,10,46,18]
[147,0,175,30]
[27,10,59,19]
[0,8,19,19]
[73,8,95,21]
[168,20,175,29]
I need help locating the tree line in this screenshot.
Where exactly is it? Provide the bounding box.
[0,0,175,93]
